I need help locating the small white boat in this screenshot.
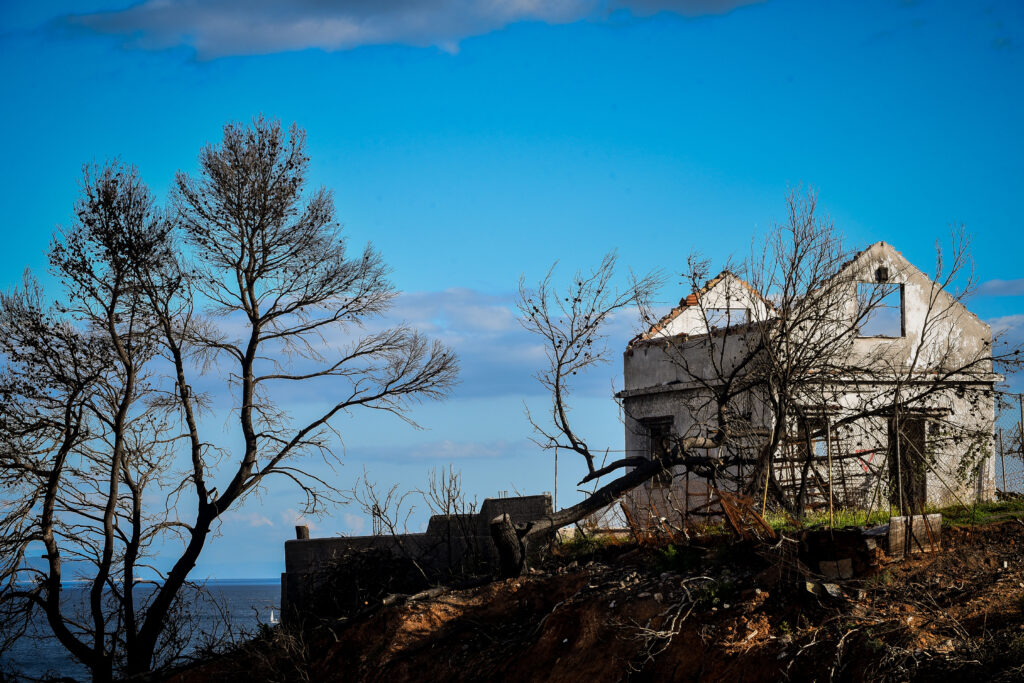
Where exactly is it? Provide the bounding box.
[268,608,279,625]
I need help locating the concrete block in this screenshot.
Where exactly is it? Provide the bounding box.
[886,514,941,557]
[819,558,853,580]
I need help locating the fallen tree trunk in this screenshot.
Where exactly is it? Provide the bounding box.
[489,513,524,578]
[490,443,723,577]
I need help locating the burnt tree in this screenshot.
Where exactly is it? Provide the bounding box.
[0,118,458,680]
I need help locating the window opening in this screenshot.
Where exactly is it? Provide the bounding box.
[705,307,749,330]
[858,283,904,337]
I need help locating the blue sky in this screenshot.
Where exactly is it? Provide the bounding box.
[1,0,1022,577]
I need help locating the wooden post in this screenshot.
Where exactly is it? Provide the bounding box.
[826,419,834,528]
[553,446,558,511]
[1019,394,1023,461]
[760,459,771,517]
[295,525,309,540]
[684,469,690,531]
[1000,428,1006,493]
[895,411,904,517]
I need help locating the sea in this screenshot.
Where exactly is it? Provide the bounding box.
[0,579,280,681]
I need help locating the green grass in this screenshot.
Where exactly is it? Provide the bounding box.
[553,528,629,561]
[932,498,1024,527]
[654,543,705,572]
[764,507,895,532]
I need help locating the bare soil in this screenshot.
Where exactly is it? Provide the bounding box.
[171,519,1024,682]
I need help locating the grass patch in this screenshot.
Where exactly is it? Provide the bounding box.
[691,577,740,610]
[764,507,894,532]
[615,498,1024,546]
[935,498,1024,527]
[765,499,1024,532]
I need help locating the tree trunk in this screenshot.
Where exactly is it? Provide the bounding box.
[489,514,523,578]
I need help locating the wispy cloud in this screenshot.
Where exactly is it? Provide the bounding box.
[354,438,533,463]
[254,287,642,402]
[976,278,1024,297]
[221,509,274,528]
[67,0,764,59]
[409,438,521,459]
[988,313,1024,386]
[280,508,316,532]
[342,512,366,535]
[989,314,1024,394]
[989,313,1024,337]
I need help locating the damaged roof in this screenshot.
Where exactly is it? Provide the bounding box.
[633,269,770,344]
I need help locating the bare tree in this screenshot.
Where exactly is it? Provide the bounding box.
[0,117,458,680]
[517,252,663,475]
[418,465,481,575]
[483,253,668,572]
[348,465,482,584]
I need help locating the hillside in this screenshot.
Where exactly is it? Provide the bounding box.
[171,509,1024,682]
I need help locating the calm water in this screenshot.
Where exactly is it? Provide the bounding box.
[1,579,280,681]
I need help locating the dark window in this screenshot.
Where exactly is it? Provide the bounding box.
[642,417,675,487]
[858,283,904,337]
[798,418,829,459]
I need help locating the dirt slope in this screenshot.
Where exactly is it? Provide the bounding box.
[173,520,1024,682]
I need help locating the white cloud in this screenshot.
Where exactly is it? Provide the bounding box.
[167,284,641,414]
[410,438,513,459]
[989,313,1024,336]
[354,438,532,462]
[221,510,275,528]
[262,286,622,400]
[387,288,520,340]
[68,0,764,59]
[977,278,1024,297]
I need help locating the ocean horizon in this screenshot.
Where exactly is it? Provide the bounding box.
[1,578,281,681]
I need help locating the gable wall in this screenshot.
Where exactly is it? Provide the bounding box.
[843,242,992,373]
[651,273,772,339]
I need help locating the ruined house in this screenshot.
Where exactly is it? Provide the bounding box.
[618,242,999,516]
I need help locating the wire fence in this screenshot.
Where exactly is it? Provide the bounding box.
[995,390,1024,495]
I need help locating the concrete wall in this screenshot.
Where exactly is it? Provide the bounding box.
[281,494,552,619]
